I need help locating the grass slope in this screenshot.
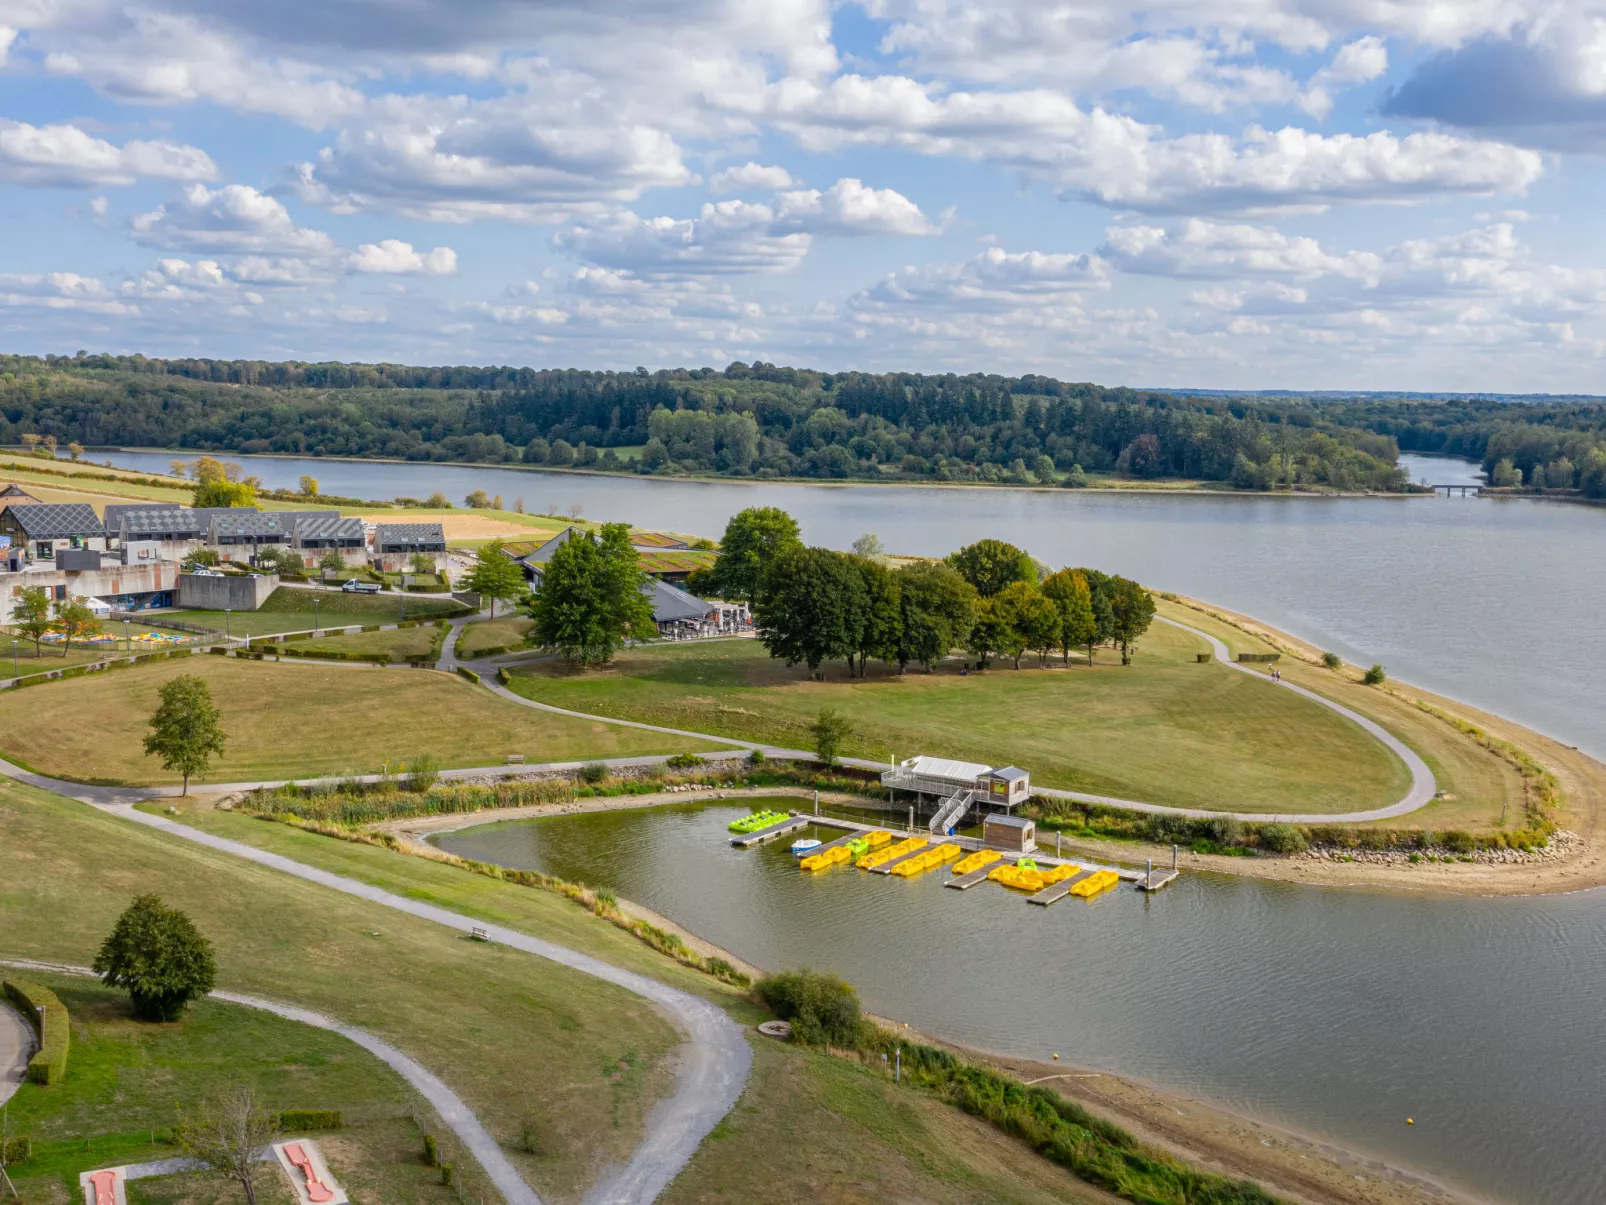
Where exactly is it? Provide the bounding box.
[507,624,1411,814]
[289,626,442,660]
[456,616,533,657]
[0,783,681,1204]
[0,658,723,784]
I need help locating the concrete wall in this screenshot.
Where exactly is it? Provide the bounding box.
[0,561,181,623]
[176,572,278,611]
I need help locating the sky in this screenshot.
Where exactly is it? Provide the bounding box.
[3,0,1606,390]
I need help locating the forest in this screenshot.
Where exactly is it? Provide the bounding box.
[3,351,1573,494]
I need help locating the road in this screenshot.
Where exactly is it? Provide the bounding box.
[0,992,33,1106]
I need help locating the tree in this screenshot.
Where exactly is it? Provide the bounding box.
[54,597,100,656]
[851,533,886,561]
[425,491,450,508]
[966,598,1009,668]
[894,561,976,672]
[1106,576,1156,665]
[174,1083,279,1205]
[19,434,39,451]
[409,551,436,576]
[704,507,803,602]
[1075,568,1117,665]
[548,438,576,466]
[1041,569,1096,665]
[1490,458,1522,487]
[945,539,1036,597]
[529,524,655,664]
[995,581,1059,667]
[12,585,52,659]
[191,456,226,483]
[143,674,227,795]
[1363,664,1387,685]
[169,459,188,479]
[846,556,900,677]
[461,541,524,618]
[298,474,319,496]
[66,441,83,461]
[317,548,344,574]
[93,893,217,1021]
[193,480,256,508]
[809,706,853,768]
[465,489,492,509]
[752,546,865,675]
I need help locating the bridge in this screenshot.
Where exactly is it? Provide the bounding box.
[1428,483,1480,496]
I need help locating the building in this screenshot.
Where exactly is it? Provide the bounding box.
[0,484,42,514]
[983,814,1036,854]
[0,503,107,561]
[372,523,446,572]
[517,526,716,586]
[882,755,1033,833]
[291,514,367,566]
[0,560,181,622]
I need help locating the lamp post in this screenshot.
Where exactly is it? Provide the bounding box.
[224,608,231,642]
[10,639,16,680]
[123,618,130,655]
[313,596,320,636]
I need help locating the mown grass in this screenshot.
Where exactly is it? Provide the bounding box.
[287,626,442,660]
[0,657,724,784]
[456,616,533,657]
[507,624,1411,814]
[0,783,683,1204]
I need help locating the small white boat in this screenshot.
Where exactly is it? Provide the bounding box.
[790,838,822,856]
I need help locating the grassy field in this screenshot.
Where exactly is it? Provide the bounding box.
[506,624,1413,814]
[457,616,533,657]
[258,587,465,618]
[0,783,688,1204]
[0,658,726,784]
[287,625,442,660]
[2,973,457,1205]
[0,624,198,672]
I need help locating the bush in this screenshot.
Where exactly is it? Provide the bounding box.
[422,1133,438,1166]
[1257,822,1308,854]
[665,752,704,769]
[1442,829,1476,854]
[455,666,480,685]
[1,1135,31,1165]
[1209,816,1244,846]
[1362,664,1387,685]
[407,753,440,793]
[2,980,69,1084]
[594,886,617,908]
[756,969,863,1046]
[92,894,217,1021]
[1321,651,1342,669]
[747,748,766,766]
[277,1110,342,1131]
[579,762,608,784]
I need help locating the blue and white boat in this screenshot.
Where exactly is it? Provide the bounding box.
[790,838,822,856]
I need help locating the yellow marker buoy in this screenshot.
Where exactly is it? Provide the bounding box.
[1407,1118,1414,1125]
[1052,1053,1059,1060]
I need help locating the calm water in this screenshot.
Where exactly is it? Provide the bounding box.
[440,802,1606,1205]
[103,447,1605,756]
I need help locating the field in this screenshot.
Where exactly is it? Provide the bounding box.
[173,588,464,637]
[506,623,1414,814]
[286,625,443,660]
[0,624,198,672]
[0,657,725,784]
[456,616,534,657]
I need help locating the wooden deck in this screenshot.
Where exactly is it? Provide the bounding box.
[730,815,811,847]
[869,845,936,875]
[1137,868,1181,891]
[1026,868,1099,905]
[945,863,1002,890]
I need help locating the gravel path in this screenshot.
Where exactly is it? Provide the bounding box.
[0,771,752,1205]
[0,993,33,1106]
[0,959,538,1205]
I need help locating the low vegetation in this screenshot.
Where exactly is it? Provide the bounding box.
[455,615,533,658]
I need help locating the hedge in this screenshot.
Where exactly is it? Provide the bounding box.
[3,979,69,1085]
[456,666,480,684]
[277,1109,342,1131]
[0,1135,30,1165]
[497,667,511,685]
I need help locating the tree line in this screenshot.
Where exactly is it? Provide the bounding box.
[694,508,1156,676]
[0,353,1410,491]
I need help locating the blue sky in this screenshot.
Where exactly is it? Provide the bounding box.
[2,0,1605,390]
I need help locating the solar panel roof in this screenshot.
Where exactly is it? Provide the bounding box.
[8,502,105,538]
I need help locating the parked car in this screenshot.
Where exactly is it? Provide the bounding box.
[342,579,382,594]
[186,568,225,577]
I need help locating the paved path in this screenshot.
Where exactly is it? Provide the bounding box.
[0,776,752,1205]
[0,959,538,1204]
[0,992,34,1106]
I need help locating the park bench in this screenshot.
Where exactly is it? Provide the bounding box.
[505,753,525,764]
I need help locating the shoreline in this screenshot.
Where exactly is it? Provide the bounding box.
[366,789,1488,1205]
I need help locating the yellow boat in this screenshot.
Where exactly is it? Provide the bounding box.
[862,830,892,849]
[1070,869,1120,897]
[889,843,961,877]
[951,849,1001,876]
[858,836,927,871]
[800,843,852,871]
[988,861,1047,892]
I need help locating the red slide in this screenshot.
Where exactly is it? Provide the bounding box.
[283,1143,335,1203]
[88,1170,118,1205]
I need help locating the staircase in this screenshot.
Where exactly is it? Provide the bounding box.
[928,789,976,835]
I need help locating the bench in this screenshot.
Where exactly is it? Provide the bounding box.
[505,754,525,764]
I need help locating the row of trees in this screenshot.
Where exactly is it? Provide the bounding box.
[10,586,101,656]
[700,508,1155,677]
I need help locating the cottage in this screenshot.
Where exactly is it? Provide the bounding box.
[0,503,106,561]
[983,814,1036,854]
[372,523,446,572]
[292,514,367,566]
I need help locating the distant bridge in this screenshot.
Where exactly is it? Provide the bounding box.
[1427,483,1480,496]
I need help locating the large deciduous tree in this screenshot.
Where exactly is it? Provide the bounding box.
[944,539,1037,597]
[1041,569,1096,666]
[1107,576,1157,665]
[529,523,655,664]
[192,480,257,508]
[461,540,525,617]
[12,585,52,659]
[54,596,100,655]
[753,546,865,675]
[703,507,802,602]
[143,674,226,794]
[1075,568,1117,665]
[995,581,1061,667]
[846,556,901,677]
[893,561,976,672]
[93,894,217,1021]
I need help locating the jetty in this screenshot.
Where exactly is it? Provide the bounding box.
[730,814,811,847]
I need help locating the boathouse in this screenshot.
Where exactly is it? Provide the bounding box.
[983,814,1036,853]
[881,755,1033,834]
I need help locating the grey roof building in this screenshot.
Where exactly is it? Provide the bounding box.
[4,503,105,540]
[644,578,711,624]
[208,511,299,544]
[116,507,208,541]
[375,523,446,552]
[293,514,365,547]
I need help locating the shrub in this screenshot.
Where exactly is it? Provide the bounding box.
[1442,829,1476,854]
[277,1110,342,1131]
[93,895,217,1021]
[455,666,480,684]
[747,748,766,766]
[579,762,608,784]
[1362,663,1387,685]
[1,1136,31,1165]
[1209,816,1244,846]
[595,886,617,908]
[2,980,69,1084]
[422,1133,439,1166]
[407,753,440,793]
[1257,822,1308,854]
[1321,651,1342,670]
[665,752,703,769]
[756,969,863,1046]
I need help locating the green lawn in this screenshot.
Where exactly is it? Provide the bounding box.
[286,625,443,661]
[261,586,464,618]
[0,784,686,1204]
[457,616,533,657]
[168,598,458,638]
[507,624,1412,814]
[0,657,727,784]
[0,623,199,673]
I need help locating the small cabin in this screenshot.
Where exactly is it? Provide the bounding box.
[982,766,1031,807]
[983,814,1036,854]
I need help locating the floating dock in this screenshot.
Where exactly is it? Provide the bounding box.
[730,814,811,847]
[1137,867,1181,891]
[869,843,934,875]
[1026,868,1097,905]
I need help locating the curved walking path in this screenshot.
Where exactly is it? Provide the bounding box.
[0,769,751,1205]
[0,991,33,1106]
[0,959,538,1204]
[444,613,1437,825]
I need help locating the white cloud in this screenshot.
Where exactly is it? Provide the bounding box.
[711,162,798,192]
[858,245,1110,311]
[88,195,108,216]
[1300,36,1389,118]
[0,119,215,188]
[132,183,336,255]
[553,179,932,277]
[348,240,459,275]
[0,272,137,314]
[1101,219,1384,282]
[0,25,15,64]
